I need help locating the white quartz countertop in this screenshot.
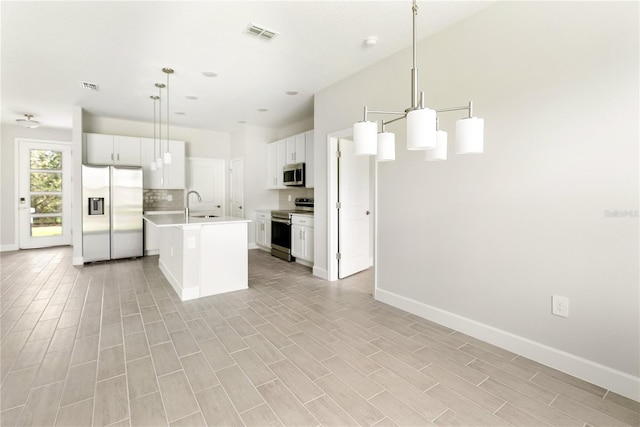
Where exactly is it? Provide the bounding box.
[143,214,251,227]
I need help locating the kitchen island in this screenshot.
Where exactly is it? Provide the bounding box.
[143,214,251,301]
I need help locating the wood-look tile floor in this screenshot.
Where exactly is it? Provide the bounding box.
[1,247,638,427]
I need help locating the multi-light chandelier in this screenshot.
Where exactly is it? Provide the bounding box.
[353,0,484,162]
[150,67,174,171]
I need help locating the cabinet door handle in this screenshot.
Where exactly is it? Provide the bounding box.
[117,153,120,161]
[111,153,114,161]
[216,205,221,208]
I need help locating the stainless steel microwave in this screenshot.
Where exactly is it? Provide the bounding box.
[283,163,305,187]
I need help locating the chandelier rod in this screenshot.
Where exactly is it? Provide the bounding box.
[411,0,419,109]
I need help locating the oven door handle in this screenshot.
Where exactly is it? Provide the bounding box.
[271,217,291,225]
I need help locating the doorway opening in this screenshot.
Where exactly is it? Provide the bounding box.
[327,128,376,293]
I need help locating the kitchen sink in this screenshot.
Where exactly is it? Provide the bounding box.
[191,214,218,218]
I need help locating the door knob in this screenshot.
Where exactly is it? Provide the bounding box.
[366,210,371,215]
[216,205,221,208]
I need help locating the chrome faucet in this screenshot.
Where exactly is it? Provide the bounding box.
[185,190,202,217]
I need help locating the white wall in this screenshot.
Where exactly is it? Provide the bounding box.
[0,124,72,250]
[230,125,279,247]
[277,117,314,140]
[314,1,638,399]
[83,114,231,160]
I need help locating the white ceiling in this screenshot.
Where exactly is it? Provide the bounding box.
[2,1,493,132]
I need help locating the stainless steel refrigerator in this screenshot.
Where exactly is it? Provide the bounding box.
[82,165,143,262]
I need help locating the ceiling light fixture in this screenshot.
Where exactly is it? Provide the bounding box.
[285,90,299,96]
[16,114,40,128]
[257,108,268,112]
[154,82,165,169]
[150,96,159,171]
[353,0,484,162]
[162,67,174,164]
[185,96,198,100]
[202,71,218,78]
[364,36,378,46]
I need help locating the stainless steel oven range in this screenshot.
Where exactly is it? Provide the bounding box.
[271,198,313,262]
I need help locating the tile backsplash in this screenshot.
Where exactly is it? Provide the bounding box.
[144,189,184,211]
[278,188,314,210]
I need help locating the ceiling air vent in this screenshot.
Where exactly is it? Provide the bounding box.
[246,23,279,41]
[80,81,99,91]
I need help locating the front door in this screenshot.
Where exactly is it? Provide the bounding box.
[18,140,72,248]
[338,137,372,278]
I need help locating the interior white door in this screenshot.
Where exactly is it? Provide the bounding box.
[18,140,72,248]
[186,158,225,216]
[230,158,244,218]
[338,137,372,278]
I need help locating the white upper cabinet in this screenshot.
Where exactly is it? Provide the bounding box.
[285,133,306,164]
[266,142,279,189]
[266,129,314,190]
[84,133,141,166]
[140,138,185,189]
[276,139,287,189]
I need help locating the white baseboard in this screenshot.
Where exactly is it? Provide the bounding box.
[159,259,199,301]
[248,243,259,250]
[72,256,84,266]
[376,288,640,402]
[0,244,18,252]
[313,266,328,280]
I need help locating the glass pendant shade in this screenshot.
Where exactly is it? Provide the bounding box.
[455,117,484,154]
[163,151,172,164]
[157,156,164,169]
[150,161,157,171]
[406,107,436,150]
[353,121,378,156]
[377,132,395,162]
[425,130,447,161]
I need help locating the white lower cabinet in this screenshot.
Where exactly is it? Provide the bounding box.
[291,214,313,264]
[255,210,272,250]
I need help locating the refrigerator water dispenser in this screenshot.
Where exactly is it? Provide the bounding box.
[89,197,104,215]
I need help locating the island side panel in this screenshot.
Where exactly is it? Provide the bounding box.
[181,226,201,300]
[199,222,248,297]
[158,225,188,300]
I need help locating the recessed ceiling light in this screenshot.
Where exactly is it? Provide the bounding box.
[364,36,378,46]
[185,96,198,100]
[237,120,247,124]
[202,71,218,78]
[285,90,299,96]
[175,112,186,115]
[257,108,268,112]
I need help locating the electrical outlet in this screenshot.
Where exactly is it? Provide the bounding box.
[552,295,569,317]
[288,194,292,202]
[167,194,173,202]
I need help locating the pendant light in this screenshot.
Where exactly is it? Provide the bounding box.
[353,0,484,161]
[162,68,174,164]
[150,96,159,171]
[425,118,447,161]
[155,82,165,169]
[377,123,395,162]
